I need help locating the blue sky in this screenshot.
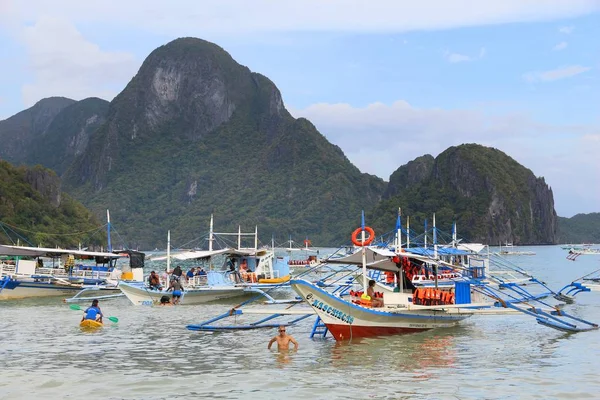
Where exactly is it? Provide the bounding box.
[0,1,599,217]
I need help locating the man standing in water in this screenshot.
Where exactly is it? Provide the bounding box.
[268,325,299,351]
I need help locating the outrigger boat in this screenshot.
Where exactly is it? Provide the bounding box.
[0,244,125,300]
[187,211,598,338]
[119,216,291,306]
[0,210,145,302]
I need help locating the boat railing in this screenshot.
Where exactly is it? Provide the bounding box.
[0,263,17,277]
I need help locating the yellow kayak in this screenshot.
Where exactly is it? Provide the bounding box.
[258,275,291,284]
[80,319,103,329]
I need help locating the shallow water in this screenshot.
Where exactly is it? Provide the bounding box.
[1,245,600,399]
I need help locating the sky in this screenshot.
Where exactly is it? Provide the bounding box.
[0,0,599,217]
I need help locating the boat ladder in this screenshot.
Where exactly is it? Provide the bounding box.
[309,316,329,338]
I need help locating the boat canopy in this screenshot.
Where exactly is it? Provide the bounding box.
[404,247,472,256]
[0,244,123,259]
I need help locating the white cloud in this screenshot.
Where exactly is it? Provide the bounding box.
[446,52,472,63]
[559,26,575,34]
[445,47,486,63]
[290,101,600,216]
[523,65,591,83]
[552,41,568,51]
[3,0,599,35]
[19,17,138,106]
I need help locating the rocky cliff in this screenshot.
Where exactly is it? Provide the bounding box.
[0,97,76,163]
[24,98,109,175]
[62,37,386,247]
[370,144,557,245]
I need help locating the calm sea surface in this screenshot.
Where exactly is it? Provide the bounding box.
[1,245,600,399]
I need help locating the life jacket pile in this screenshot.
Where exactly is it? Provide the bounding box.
[412,287,455,306]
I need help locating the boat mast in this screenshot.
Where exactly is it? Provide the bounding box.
[361,211,368,294]
[395,209,403,293]
[238,226,241,250]
[406,216,410,249]
[254,226,258,250]
[167,230,171,273]
[209,214,214,252]
[424,219,428,249]
[433,214,438,289]
[106,210,112,253]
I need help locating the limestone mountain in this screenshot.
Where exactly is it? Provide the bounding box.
[62,38,386,248]
[24,98,110,175]
[0,160,105,247]
[369,144,557,245]
[0,97,76,163]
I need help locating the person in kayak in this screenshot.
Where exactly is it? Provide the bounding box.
[82,299,103,323]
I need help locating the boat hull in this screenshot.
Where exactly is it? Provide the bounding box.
[118,281,247,306]
[291,279,470,341]
[0,280,83,300]
[80,319,103,329]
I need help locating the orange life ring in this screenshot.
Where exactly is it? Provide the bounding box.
[351,226,375,246]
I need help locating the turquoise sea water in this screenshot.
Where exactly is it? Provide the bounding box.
[1,245,600,399]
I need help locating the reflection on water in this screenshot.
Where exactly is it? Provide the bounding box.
[1,246,600,399]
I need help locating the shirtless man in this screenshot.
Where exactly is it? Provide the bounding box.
[268,325,299,351]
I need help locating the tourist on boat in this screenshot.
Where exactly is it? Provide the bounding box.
[196,267,207,276]
[268,325,298,351]
[148,271,162,290]
[82,299,103,323]
[172,265,183,281]
[367,280,383,307]
[167,278,183,304]
[239,260,250,281]
[186,268,196,282]
[227,259,242,283]
[159,295,173,306]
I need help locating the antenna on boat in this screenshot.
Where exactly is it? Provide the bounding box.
[254,226,258,250]
[106,210,112,253]
[209,214,214,252]
[238,226,241,250]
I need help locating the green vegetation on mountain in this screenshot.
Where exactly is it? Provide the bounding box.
[25,98,109,175]
[0,97,76,164]
[62,38,385,248]
[0,161,105,247]
[558,213,600,244]
[368,144,557,245]
[2,38,588,248]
